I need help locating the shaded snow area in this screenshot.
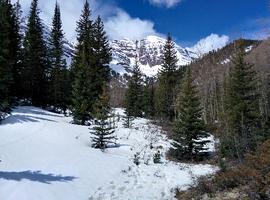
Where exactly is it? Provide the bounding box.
[0,106,216,200]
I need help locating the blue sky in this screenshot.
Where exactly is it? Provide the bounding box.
[112,0,270,44]
[16,0,270,47]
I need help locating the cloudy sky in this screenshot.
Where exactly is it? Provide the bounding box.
[13,0,270,47]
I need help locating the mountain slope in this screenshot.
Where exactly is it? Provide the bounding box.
[110,35,198,77]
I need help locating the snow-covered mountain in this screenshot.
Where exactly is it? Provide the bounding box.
[110,35,198,77]
[22,19,228,77]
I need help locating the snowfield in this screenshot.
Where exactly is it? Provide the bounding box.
[0,106,216,200]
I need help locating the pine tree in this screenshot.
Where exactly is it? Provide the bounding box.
[92,15,111,95]
[0,0,13,119]
[221,45,261,159]
[156,33,179,121]
[143,77,155,118]
[22,0,48,106]
[171,68,210,160]
[90,85,116,150]
[124,44,143,118]
[72,0,96,124]
[123,110,134,128]
[49,3,70,112]
[9,0,22,99]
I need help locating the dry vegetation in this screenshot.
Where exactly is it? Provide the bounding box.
[176,139,270,200]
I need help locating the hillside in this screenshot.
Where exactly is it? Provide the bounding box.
[0,107,215,200]
[188,39,262,124]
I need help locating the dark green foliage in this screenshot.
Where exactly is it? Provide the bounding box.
[156,33,179,121]
[92,15,111,93]
[72,2,111,124]
[49,3,70,112]
[72,0,95,124]
[153,150,161,164]
[123,110,134,128]
[142,77,155,118]
[21,0,48,106]
[90,85,116,150]
[220,45,261,159]
[9,0,22,99]
[171,68,210,160]
[0,0,17,119]
[124,53,143,118]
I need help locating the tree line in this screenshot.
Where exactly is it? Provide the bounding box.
[0,0,115,149]
[124,34,270,162]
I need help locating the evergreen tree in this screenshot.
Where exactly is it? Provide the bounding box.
[92,15,111,95]
[49,3,70,112]
[221,45,261,159]
[156,33,179,121]
[143,77,155,118]
[9,0,22,99]
[22,0,48,106]
[90,85,116,150]
[171,68,210,160]
[72,0,97,124]
[122,110,134,128]
[124,46,143,118]
[0,0,13,119]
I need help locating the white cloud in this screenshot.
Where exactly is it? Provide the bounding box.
[104,10,159,40]
[12,0,118,41]
[190,34,230,56]
[12,0,160,41]
[148,0,182,8]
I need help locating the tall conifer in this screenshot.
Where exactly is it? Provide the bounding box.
[49,2,70,112]
[221,44,261,159]
[124,45,143,118]
[156,33,178,121]
[171,68,210,160]
[22,0,48,106]
[0,0,13,118]
[72,0,95,124]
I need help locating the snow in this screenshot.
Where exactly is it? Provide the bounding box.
[109,35,198,77]
[220,58,231,65]
[0,106,216,200]
[245,45,253,53]
[190,34,229,56]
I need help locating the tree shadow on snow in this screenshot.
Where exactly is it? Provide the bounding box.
[1,114,56,125]
[0,170,77,184]
[17,107,62,118]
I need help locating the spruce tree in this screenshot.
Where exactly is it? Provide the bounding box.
[90,85,116,150]
[49,3,70,112]
[22,0,48,106]
[221,45,261,159]
[124,53,143,118]
[171,68,210,160]
[156,33,179,121]
[0,0,13,119]
[123,110,134,128]
[72,0,95,124]
[93,15,111,95]
[9,0,22,99]
[143,77,155,118]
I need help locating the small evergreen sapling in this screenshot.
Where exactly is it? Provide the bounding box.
[90,85,117,150]
[153,150,161,164]
[123,110,134,128]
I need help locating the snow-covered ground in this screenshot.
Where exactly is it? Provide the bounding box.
[0,106,216,200]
